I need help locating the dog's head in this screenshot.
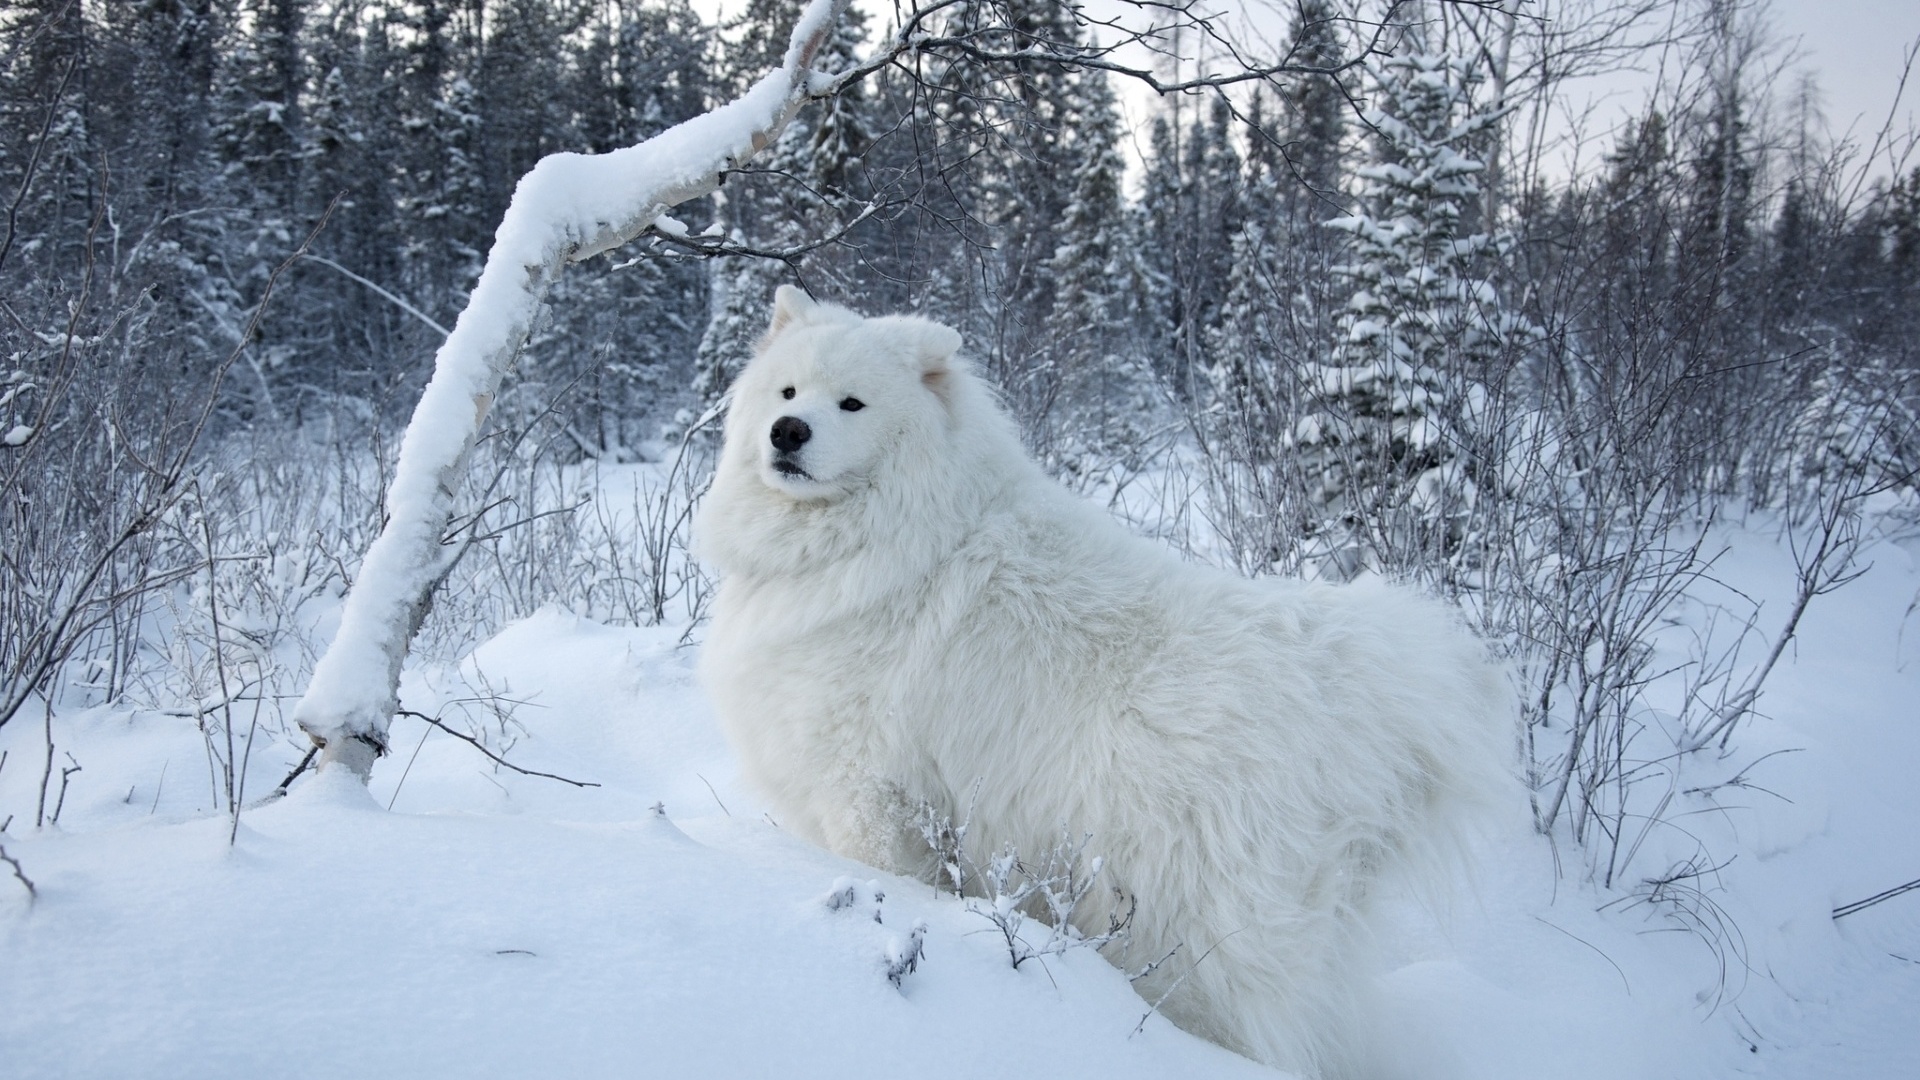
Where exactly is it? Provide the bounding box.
[722,285,963,504]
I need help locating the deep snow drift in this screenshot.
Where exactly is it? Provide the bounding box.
[2,505,1917,1079]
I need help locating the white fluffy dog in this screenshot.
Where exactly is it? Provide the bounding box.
[695,286,1511,1076]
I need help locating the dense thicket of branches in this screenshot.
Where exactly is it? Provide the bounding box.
[3,0,1918,887]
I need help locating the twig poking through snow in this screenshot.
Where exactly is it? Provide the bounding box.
[1834,877,1920,920]
[394,710,599,789]
[1130,932,1244,1040]
[822,878,926,989]
[916,800,1135,971]
[0,840,33,900]
[271,747,317,799]
[49,754,79,827]
[886,921,928,989]
[695,773,730,816]
[823,877,885,923]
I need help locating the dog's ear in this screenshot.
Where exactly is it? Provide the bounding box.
[888,317,963,405]
[766,284,817,340]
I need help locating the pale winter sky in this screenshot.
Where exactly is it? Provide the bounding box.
[1770,0,1918,142]
[1562,0,1920,179]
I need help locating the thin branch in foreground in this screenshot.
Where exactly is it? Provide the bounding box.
[395,710,599,789]
[299,253,451,338]
[635,189,887,263]
[272,746,319,798]
[1834,877,1920,920]
[1130,929,1243,1039]
[0,840,34,900]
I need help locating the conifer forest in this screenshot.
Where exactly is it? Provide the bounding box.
[3,2,1920,1073]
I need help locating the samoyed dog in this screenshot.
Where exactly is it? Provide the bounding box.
[695,286,1510,1076]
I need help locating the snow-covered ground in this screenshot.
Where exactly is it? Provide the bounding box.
[3,510,1917,1079]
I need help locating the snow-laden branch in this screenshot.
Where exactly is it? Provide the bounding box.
[290,0,851,778]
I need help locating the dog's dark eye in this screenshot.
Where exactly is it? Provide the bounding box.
[840,397,865,412]
[781,386,795,400]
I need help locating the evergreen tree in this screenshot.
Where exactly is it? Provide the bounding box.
[575,0,711,151]
[2,0,100,273]
[1136,115,1184,378]
[1200,88,1350,574]
[1045,70,1126,341]
[1160,98,1243,397]
[206,0,311,419]
[531,0,717,455]
[1207,94,1285,403]
[387,0,485,319]
[1681,74,1756,298]
[1890,167,1920,284]
[215,0,306,216]
[914,0,998,328]
[1278,0,1347,213]
[1136,99,1244,400]
[478,0,588,214]
[1587,109,1676,355]
[1042,68,1153,453]
[989,0,1083,325]
[722,0,805,88]
[291,4,420,410]
[1307,50,1530,578]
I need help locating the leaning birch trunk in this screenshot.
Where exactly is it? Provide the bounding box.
[291,0,849,780]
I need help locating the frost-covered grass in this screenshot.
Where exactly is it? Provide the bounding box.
[2,448,1919,1078]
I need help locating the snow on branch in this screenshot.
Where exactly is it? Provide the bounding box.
[290,0,852,778]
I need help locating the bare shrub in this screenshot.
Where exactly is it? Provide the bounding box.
[915,796,1134,972]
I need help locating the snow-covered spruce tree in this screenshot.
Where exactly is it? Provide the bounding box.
[1139,97,1244,401]
[1675,30,1763,498]
[1205,95,1286,411]
[290,0,855,778]
[390,0,486,322]
[292,8,436,412]
[1205,0,1348,409]
[935,0,1096,451]
[1278,0,1347,212]
[1136,115,1184,382]
[214,0,305,216]
[207,0,311,421]
[693,240,789,410]
[990,0,1084,318]
[914,0,998,328]
[1198,78,1354,576]
[1199,163,1295,570]
[1306,50,1531,581]
[1041,68,1156,459]
[1043,67,1127,354]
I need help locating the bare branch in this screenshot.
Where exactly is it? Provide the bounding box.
[1834,877,1920,920]
[0,840,33,901]
[395,710,599,789]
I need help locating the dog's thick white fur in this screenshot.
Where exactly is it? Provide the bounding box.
[695,287,1511,1076]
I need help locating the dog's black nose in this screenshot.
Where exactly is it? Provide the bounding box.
[770,415,812,454]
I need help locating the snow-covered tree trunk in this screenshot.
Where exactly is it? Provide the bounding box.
[291,0,850,780]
